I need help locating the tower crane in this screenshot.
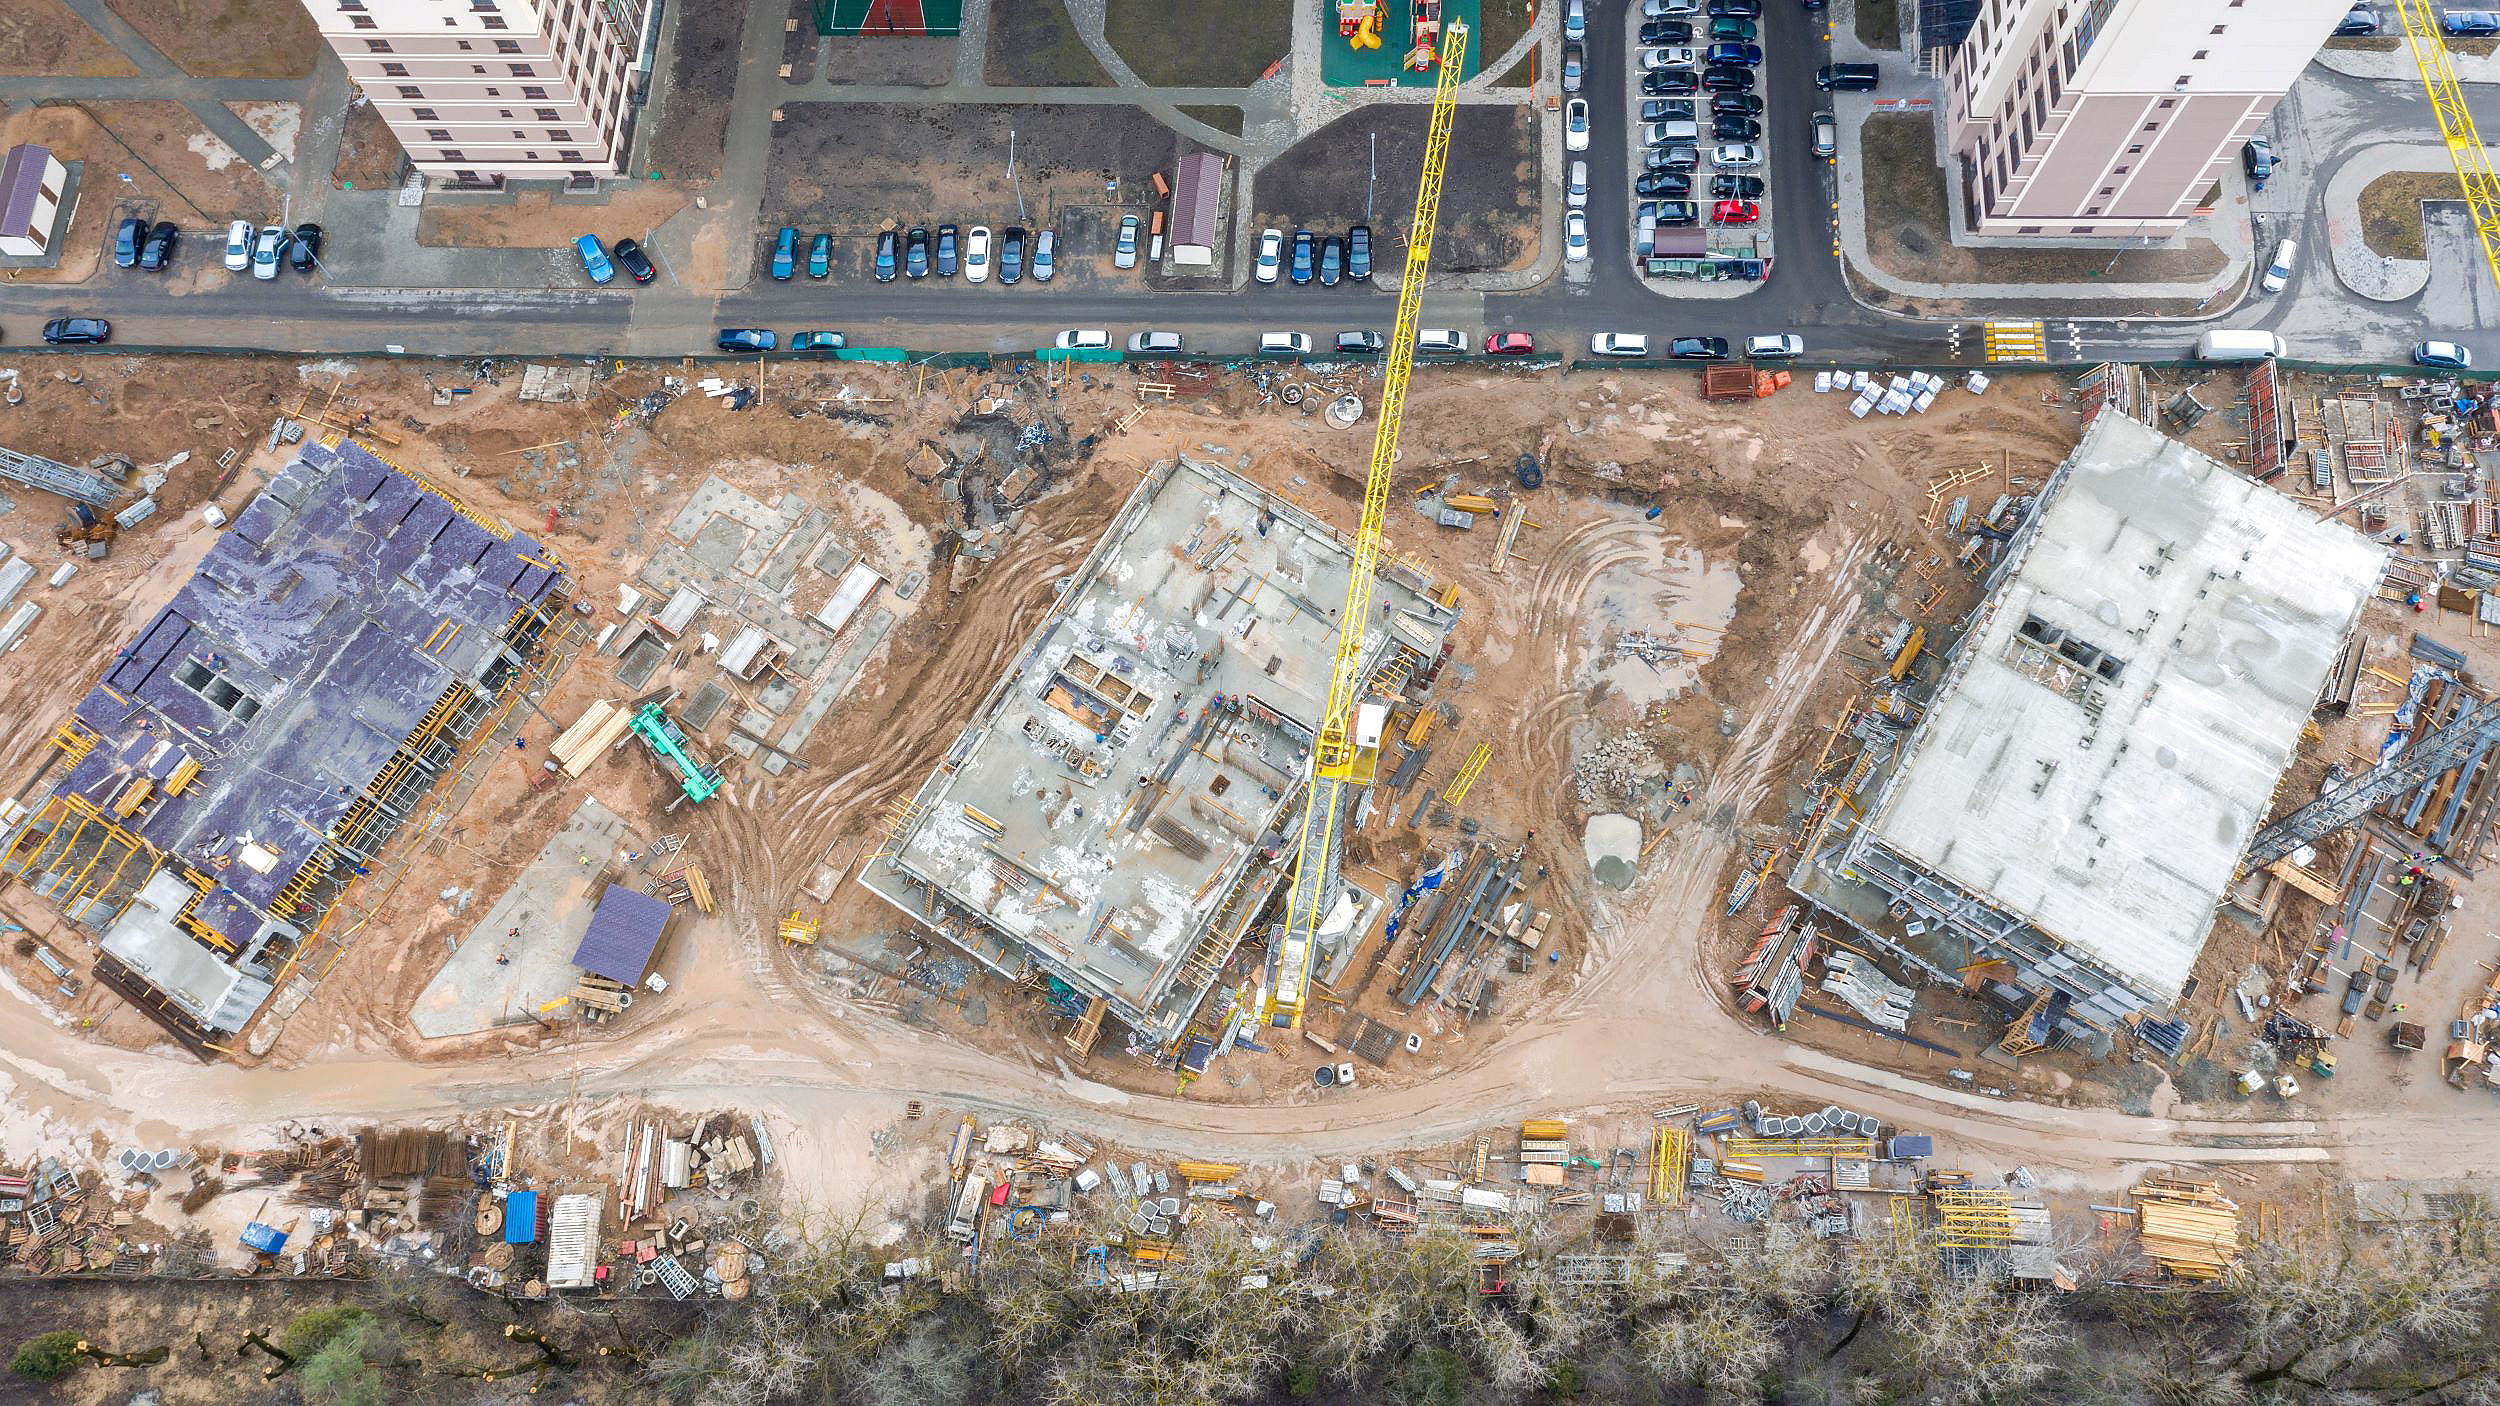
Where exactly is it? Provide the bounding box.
[1264,21,1469,1027]
[2393,0,2500,293]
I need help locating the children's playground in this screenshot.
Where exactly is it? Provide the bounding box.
[1323,0,1486,87]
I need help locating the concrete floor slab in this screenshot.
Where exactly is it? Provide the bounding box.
[408,797,633,1038]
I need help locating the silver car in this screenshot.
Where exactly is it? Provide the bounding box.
[1114,214,1140,269]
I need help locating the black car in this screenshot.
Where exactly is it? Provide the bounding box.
[42,317,109,345]
[1336,330,1387,354]
[2334,6,2378,34]
[1711,93,1763,116]
[113,217,142,269]
[1647,144,1702,171]
[1707,0,1760,15]
[1639,18,1693,42]
[137,221,177,271]
[904,225,930,279]
[1710,174,1766,199]
[1635,170,1693,198]
[935,223,959,277]
[1347,223,1371,281]
[1643,68,1700,95]
[873,229,899,282]
[1318,235,1344,287]
[1816,62,1880,91]
[1643,99,1697,122]
[1670,336,1730,359]
[1701,65,1755,91]
[998,225,1027,284]
[1712,115,1761,141]
[2242,137,2276,189]
[1654,200,1700,226]
[612,235,654,283]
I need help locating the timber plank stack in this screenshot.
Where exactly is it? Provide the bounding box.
[2131,1176,2241,1280]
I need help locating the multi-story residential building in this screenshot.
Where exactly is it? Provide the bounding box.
[1944,0,2349,236]
[303,0,654,185]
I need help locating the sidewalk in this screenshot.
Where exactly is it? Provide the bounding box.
[2314,40,2500,84]
[2320,142,2466,303]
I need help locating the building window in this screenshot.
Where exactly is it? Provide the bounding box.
[2174,74,2191,85]
[508,63,535,77]
[510,129,525,139]
[349,13,375,26]
[496,39,521,53]
[174,660,263,722]
[397,84,424,98]
[483,15,507,27]
[2210,24,2226,32]
[380,61,408,76]
[425,128,451,141]
[442,149,465,160]
[2126,144,2143,154]
[535,106,559,120]
[412,106,437,119]
[525,151,540,160]
[2018,226,2043,234]
[523,85,547,99]
[456,40,472,49]
[2158,98,2176,109]
[472,64,487,73]
[549,129,571,141]
[559,149,582,161]
[2191,50,2207,60]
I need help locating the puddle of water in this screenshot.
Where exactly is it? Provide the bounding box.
[1577,529,1742,708]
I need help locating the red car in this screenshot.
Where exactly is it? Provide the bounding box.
[1712,199,1760,226]
[1484,331,1537,355]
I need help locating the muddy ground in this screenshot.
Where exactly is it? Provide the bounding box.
[647,0,745,182]
[100,0,320,79]
[1253,104,1540,273]
[0,0,132,78]
[986,0,1110,86]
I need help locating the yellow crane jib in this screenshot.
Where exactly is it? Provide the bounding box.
[2393,0,2500,295]
[1266,20,1468,1028]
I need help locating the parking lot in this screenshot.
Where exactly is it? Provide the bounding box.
[1602,0,1776,286]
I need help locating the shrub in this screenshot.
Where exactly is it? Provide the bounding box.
[282,1305,373,1358]
[10,1330,82,1381]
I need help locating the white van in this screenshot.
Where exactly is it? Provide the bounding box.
[1258,331,1312,356]
[1415,328,1467,353]
[2195,329,2287,361]
[2260,238,2298,295]
[1641,121,1701,147]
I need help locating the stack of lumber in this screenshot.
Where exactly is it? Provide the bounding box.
[2131,1177,2241,1280]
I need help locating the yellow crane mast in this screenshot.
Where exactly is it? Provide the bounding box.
[1265,20,1469,1027]
[2393,0,2500,293]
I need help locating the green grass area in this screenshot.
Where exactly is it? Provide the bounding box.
[985,0,1110,86]
[1477,0,1535,69]
[1178,104,1245,136]
[2360,170,2461,260]
[1105,0,1293,88]
[1855,0,1900,50]
[1857,113,2226,286]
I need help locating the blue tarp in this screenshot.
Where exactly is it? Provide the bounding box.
[504,1190,539,1244]
[240,1221,287,1254]
[1381,858,1452,945]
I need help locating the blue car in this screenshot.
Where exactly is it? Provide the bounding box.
[791,331,846,352]
[1707,41,1763,66]
[1290,229,1315,285]
[770,226,798,280]
[573,233,615,285]
[1348,224,1372,282]
[2415,339,2474,370]
[811,232,834,279]
[719,328,777,352]
[874,229,898,283]
[113,217,142,269]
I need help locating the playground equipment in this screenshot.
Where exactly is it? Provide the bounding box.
[1406,0,1444,71]
[628,701,725,804]
[1339,0,1382,47]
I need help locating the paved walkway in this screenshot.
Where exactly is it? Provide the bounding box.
[2320,142,2464,302]
[2315,40,2500,85]
[43,0,292,194]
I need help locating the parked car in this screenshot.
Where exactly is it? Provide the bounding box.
[965,225,993,282]
[1127,330,1184,354]
[1712,116,1761,141]
[2242,136,2276,190]
[718,328,776,352]
[1711,93,1763,116]
[1645,99,1698,121]
[936,222,960,276]
[573,233,615,285]
[869,230,893,282]
[2260,237,2299,294]
[223,219,252,272]
[1564,210,1590,262]
[1701,65,1755,91]
[42,317,108,345]
[251,224,286,281]
[1811,110,1839,158]
[1745,333,1804,359]
[2335,6,2379,36]
[1643,0,1701,15]
[1710,174,1765,199]
[1707,41,1763,66]
[1562,40,1585,93]
[1713,142,1764,168]
[1648,144,1703,171]
[1816,62,1880,90]
[1485,331,1537,355]
[1113,213,1139,269]
[810,231,835,278]
[1564,0,1588,40]
[1336,330,1387,354]
[1259,331,1312,356]
[1416,328,1468,352]
[2444,9,2500,35]
[1643,69,1700,95]
[1643,121,1702,147]
[613,236,653,282]
[769,226,797,280]
[139,221,177,271]
[904,226,931,279]
[1032,228,1055,282]
[1592,333,1651,357]
[1636,170,1695,198]
[1707,0,1761,16]
[1567,160,1590,210]
[1670,335,1730,359]
[1643,45,1700,70]
[1713,199,1760,225]
[113,216,142,268]
[1654,200,1701,226]
[1640,19,1694,43]
[1291,228,1315,284]
[1056,329,1111,349]
[791,331,846,352]
[998,226,1026,284]
[1256,227,1284,284]
[1348,223,1372,280]
[1319,235,1344,286]
[1566,97,1592,150]
[1708,17,1757,40]
[2415,339,2474,369]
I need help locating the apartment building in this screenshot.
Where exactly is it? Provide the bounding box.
[1944,0,2348,236]
[304,0,654,185]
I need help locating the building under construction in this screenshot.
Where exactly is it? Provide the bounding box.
[0,440,568,1055]
[858,456,1460,1056]
[1794,414,2385,1053]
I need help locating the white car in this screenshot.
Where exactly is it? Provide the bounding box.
[1255,227,1283,284]
[2260,237,2297,294]
[250,224,286,281]
[1643,0,1700,14]
[1642,46,1700,70]
[1592,332,1650,357]
[1055,329,1110,350]
[1566,159,1589,210]
[1745,333,1804,359]
[1128,330,1184,354]
[1712,142,1763,169]
[1113,214,1140,269]
[1565,99,1590,153]
[223,219,252,272]
[1564,0,1587,40]
[1564,210,1590,263]
[963,225,991,283]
